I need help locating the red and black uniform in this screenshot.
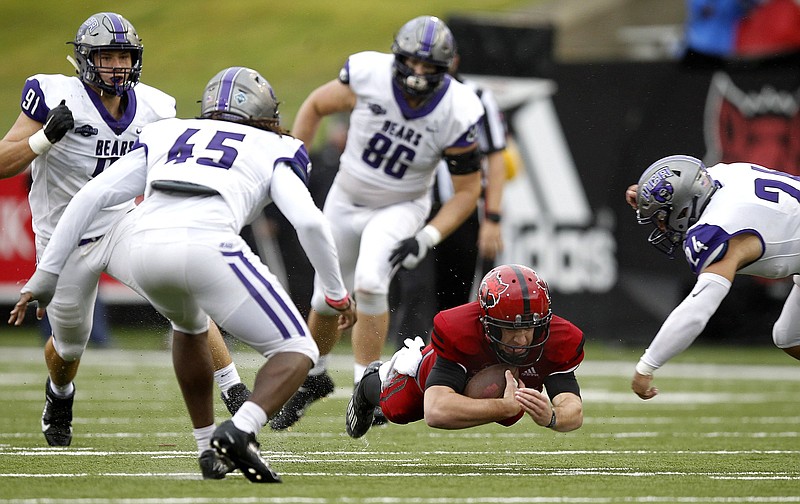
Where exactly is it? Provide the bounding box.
[380,301,585,426]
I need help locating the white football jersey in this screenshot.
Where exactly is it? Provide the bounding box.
[136,117,310,231]
[335,51,484,208]
[685,162,800,278]
[22,74,175,242]
[38,116,347,301]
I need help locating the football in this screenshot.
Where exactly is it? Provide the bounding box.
[463,364,520,399]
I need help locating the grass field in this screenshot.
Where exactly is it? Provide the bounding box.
[0,0,536,140]
[2,328,800,503]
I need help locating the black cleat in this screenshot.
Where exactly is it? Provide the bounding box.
[42,377,74,446]
[346,361,382,438]
[221,382,251,416]
[372,406,388,426]
[199,448,235,479]
[211,420,281,483]
[269,372,335,430]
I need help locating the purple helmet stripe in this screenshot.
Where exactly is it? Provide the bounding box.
[107,13,126,43]
[420,17,437,56]
[215,67,244,112]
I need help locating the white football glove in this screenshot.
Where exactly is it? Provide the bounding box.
[382,336,426,384]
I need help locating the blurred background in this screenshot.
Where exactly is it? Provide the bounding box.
[2,0,800,350]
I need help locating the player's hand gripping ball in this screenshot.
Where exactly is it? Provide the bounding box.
[464,364,520,399]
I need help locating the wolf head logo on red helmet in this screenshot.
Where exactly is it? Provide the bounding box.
[479,270,509,310]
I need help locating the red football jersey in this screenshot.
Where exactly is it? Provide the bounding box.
[379,301,584,425]
[425,302,584,391]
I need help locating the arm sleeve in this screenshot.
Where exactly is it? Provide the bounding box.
[543,371,581,400]
[639,272,732,370]
[270,163,347,300]
[424,355,468,392]
[37,148,148,275]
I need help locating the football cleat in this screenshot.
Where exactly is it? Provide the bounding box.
[198,448,236,480]
[42,377,74,446]
[221,382,251,416]
[372,406,388,426]
[269,372,335,430]
[346,361,382,438]
[211,420,281,483]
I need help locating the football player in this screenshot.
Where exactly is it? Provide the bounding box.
[1,12,249,456]
[270,15,485,431]
[13,66,356,483]
[345,264,585,437]
[627,155,800,399]
[389,50,510,351]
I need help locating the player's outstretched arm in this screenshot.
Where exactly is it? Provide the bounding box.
[8,269,60,325]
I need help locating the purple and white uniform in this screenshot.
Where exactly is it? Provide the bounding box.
[38,115,347,361]
[21,73,174,359]
[684,162,800,277]
[311,51,484,314]
[640,162,800,370]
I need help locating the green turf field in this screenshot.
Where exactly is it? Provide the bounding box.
[2,329,799,503]
[0,0,533,143]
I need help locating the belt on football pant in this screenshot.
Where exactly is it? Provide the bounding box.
[78,236,104,246]
[150,180,220,196]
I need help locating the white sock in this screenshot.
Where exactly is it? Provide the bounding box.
[214,363,242,396]
[231,401,267,435]
[353,362,367,385]
[193,424,216,456]
[309,354,329,376]
[49,380,74,398]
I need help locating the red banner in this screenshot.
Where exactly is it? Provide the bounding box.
[0,175,143,304]
[0,175,35,302]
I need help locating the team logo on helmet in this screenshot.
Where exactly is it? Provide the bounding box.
[234,91,247,106]
[479,271,509,309]
[641,167,676,204]
[652,180,674,204]
[83,17,100,32]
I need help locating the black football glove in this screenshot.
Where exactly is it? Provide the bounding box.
[389,226,439,269]
[43,99,74,144]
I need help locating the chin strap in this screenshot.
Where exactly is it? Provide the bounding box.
[66,55,80,74]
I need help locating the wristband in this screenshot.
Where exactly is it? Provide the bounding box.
[485,211,502,223]
[635,359,658,376]
[28,129,53,156]
[546,409,556,429]
[325,294,351,312]
[421,224,442,247]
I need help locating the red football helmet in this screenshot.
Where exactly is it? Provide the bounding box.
[478,264,552,365]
